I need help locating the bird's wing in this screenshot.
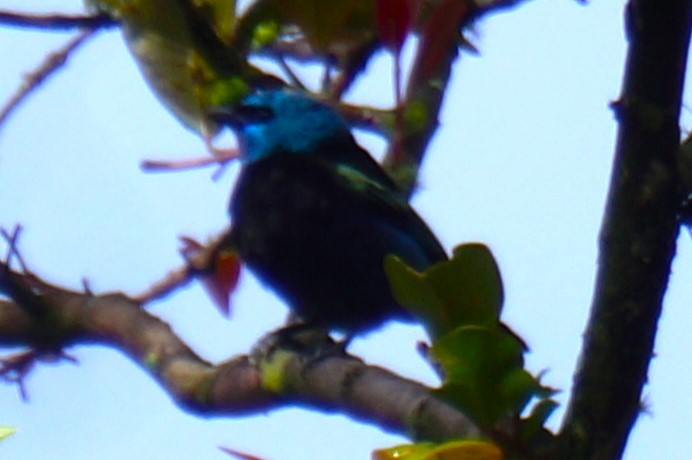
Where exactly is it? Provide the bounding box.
[318,138,401,191]
[332,162,448,266]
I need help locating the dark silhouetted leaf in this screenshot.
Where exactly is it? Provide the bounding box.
[376,0,412,54]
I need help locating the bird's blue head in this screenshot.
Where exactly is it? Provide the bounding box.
[210,90,352,163]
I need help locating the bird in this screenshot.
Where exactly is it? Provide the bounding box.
[210,90,447,335]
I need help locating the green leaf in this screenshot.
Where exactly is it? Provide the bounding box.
[432,326,527,427]
[0,426,16,442]
[250,20,280,49]
[373,440,502,460]
[384,254,446,338]
[427,244,504,326]
[234,0,376,61]
[372,442,436,460]
[520,398,559,441]
[500,368,542,414]
[387,243,558,431]
[385,243,503,340]
[87,0,250,139]
[208,78,250,107]
[279,0,375,54]
[192,0,237,44]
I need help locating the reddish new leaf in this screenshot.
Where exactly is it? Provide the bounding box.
[204,248,242,316]
[376,0,412,54]
[180,236,242,316]
[219,446,266,460]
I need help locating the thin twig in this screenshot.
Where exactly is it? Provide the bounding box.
[391,48,404,167]
[141,158,218,172]
[0,29,97,131]
[275,53,307,91]
[141,152,237,174]
[134,263,195,305]
[134,233,229,304]
[1,225,27,272]
[0,11,116,30]
[0,350,36,401]
[0,348,78,401]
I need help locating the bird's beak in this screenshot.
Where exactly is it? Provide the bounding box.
[207,106,246,129]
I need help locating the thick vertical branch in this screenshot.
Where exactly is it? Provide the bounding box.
[559,1,691,459]
[383,0,471,196]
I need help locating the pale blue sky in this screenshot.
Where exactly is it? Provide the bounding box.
[1,1,690,459]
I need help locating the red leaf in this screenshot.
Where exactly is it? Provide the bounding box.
[219,446,266,460]
[203,249,242,317]
[376,0,412,54]
[180,236,242,316]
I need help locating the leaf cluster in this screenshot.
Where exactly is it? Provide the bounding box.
[386,245,557,455]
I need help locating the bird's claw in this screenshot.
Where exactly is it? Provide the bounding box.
[250,324,347,367]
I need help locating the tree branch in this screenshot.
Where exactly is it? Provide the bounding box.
[0,264,481,442]
[559,1,691,459]
[0,30,98,130]
[386,0,532,196]
[0,11,116,30]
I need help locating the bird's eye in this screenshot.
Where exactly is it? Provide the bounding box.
[235,104,274,122]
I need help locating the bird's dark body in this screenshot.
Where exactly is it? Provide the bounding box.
[229,139,446,333]
[210,90,448,334]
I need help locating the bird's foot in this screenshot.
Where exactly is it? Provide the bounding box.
[250,324,348,368]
